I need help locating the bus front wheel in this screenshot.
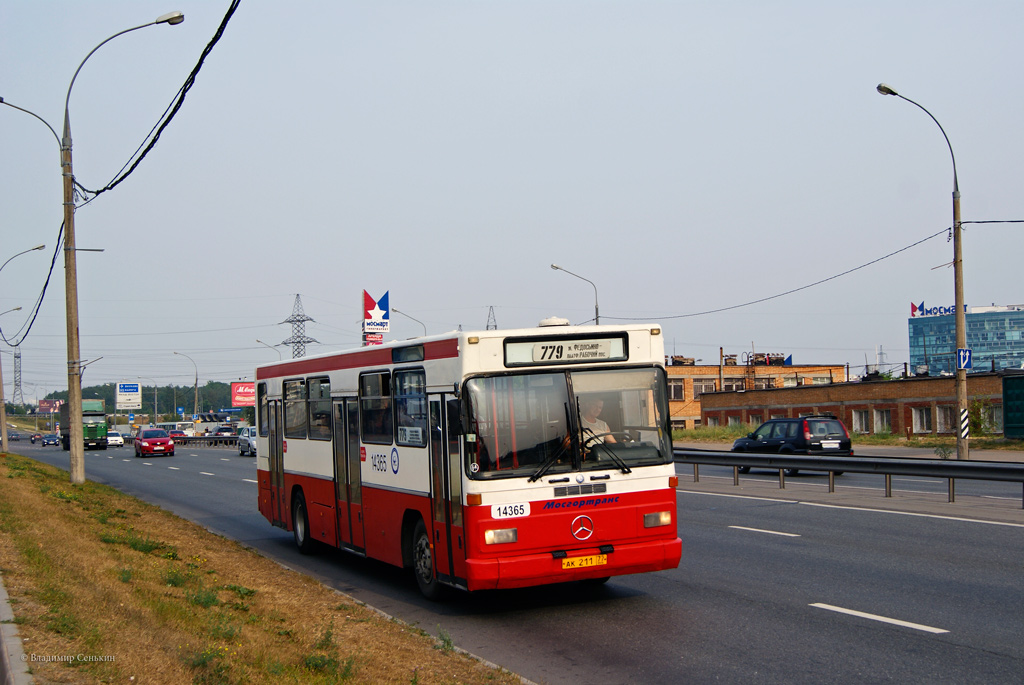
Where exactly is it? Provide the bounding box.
[292,492,315,555]
[412,519,443,600]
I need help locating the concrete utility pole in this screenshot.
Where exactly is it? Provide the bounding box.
[60,12,185,483]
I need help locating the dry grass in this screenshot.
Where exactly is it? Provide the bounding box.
[0,452,522,684]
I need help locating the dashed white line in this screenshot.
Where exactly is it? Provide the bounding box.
[200,472,214,476]
[242,478,258,484]
[810,603,948,634]
[168,466,180,470]
[729,525,800,537]
[143,462,152,466]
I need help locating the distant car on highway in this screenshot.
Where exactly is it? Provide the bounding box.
[106,431,125,447]
[731,414,853,476]
[8,431,21,442]
[134,429,174,457]
[42,434,59,446]
[212,425,236,436]
[237,426,257,456]
[168,430,188,439]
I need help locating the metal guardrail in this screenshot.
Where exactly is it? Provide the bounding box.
[673,448,1024,508]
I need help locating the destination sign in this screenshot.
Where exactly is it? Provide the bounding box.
[504,334,628,367]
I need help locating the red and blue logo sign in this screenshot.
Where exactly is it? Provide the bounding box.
[363,290,390,333]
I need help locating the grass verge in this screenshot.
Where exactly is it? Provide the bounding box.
[0,452,521,684]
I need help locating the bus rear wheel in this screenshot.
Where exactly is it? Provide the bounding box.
[412,519,443,600]
[292,492,315,555]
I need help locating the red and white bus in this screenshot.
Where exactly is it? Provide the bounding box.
[255,320,681,598]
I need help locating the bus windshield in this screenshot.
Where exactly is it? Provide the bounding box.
[464,366,671,480]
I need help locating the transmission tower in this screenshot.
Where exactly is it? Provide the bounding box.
[280,294,318,358]
[486,306,497,330]
[12,346,23,406]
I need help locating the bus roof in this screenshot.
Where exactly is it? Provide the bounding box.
[254,322,664,381]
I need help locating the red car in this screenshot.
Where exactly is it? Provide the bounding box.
[134,429,175,457]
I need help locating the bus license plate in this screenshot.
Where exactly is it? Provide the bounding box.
[562,554,607,570]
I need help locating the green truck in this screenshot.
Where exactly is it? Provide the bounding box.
[60,398,108,450]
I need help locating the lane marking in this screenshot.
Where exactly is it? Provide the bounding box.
[143,462,152,466]
[221,458,230,462]
[242,478,258,484]
[168,467,180,471]
[123,459,131,462]
[200,472,214,476]
[679,490,1024,528]
[729,525,800,537]
[810,603,948,634]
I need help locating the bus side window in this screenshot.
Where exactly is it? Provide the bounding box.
[360,372,393,444]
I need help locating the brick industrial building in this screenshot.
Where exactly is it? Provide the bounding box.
[699,372,1007,437]
[666,354,847,430]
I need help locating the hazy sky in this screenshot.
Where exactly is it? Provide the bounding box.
[2,1,1022,402]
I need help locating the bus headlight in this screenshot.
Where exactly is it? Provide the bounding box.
[484,528,517,545]
[643,511,672,528]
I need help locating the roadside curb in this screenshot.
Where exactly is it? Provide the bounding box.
[0,573,32,685]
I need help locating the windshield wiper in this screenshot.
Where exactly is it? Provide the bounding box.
[585,436,632,475]
[528,403,574,482]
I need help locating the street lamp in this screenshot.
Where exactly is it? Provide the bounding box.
[392,308,427,337]
[877,83,968,460]
[0,307,23,454]
[551,264,600,325]
[256,339,282,360]
[138,377,158,426]
[173,352,198,421]
[53,12,185,483]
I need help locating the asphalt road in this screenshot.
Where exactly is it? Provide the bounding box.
[14,441,1024,684]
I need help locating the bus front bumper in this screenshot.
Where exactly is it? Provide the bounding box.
[464,536,682,591]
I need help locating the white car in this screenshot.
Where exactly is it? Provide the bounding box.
[106,431,125,447]
[237,426,257,456]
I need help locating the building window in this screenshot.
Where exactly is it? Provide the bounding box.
[874,409,892,434]
[753,378,774,390]
[693,379,716,398]
[782,377,798,388]
[723,378,745,392]
[986,405,1004,433]
[912,407,932,434]
[770,413,787,420]
[668,379,685,401]
[748,414,762,425]
[727,415,741,427]
[937,406,955,433]
[852,410,869,433]
[812,376,830,385]
[671,419,687,432]
[707,416,720,427]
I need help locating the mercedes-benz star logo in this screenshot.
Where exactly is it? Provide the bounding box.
[571,515,594,540]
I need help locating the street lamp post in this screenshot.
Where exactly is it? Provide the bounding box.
[256,339,282,360]
[550,264,600,325]
[392,308,427,337]
[0,307,24,453]
[52,12,185,483]
[877,83,968,460]
[138,377,158,426]
[173,352,198,421]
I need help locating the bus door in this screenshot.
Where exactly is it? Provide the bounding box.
[332,399,365,552]
[268,400,285,527]
[429,395,466,587]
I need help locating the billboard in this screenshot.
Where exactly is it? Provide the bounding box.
[362,290,389,345]
[38,399,64,413]
[231,382,255,407]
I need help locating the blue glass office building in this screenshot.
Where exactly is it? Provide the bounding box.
[908,305,1024,374]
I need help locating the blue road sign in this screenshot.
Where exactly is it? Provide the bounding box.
[957,348,973,370]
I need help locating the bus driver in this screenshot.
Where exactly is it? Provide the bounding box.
[580,397,617,446]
